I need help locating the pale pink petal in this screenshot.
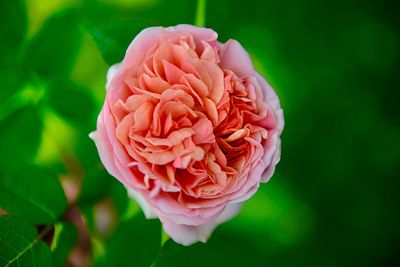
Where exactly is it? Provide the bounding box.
[171,24,218,46]
[162,203,242,246]
[261,137,281,182]
[127,188,158,219]
[123,26,166,70]
[219,39,255,77]
[106,63,122,89]
[255,72,285,133]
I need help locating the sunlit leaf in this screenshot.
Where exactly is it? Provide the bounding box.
[0,165,67,225]
[0,216,51,267]
[51,221,78,267]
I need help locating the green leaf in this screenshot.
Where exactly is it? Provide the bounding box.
[0,0,27,52]
[0,166,67,225]
[79,166,128,215]
[154,232,266,267]
[0,106,42,171]
[0,0,26,103]
[0,60,21,104]
[95,213,161,267]
[46,79,95,125]
[82,0,195,32]
[79,166,113,205]
[109,179,129,216]
[51,221,78,267]
[85,19,152,65]
[75,128,101,169]
[83,0,197,66]
[23,9,82,79]
[0,216,51,267]
[79,167,129,233]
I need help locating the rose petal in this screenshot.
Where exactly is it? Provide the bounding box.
[219,39,255,77]
[162,203,242,246]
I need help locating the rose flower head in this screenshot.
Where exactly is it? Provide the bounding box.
[90,24,284,246]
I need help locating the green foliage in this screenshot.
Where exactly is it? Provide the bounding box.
[0,106,43,171]
[95,213,161,267]
[0,0,26,103]
[79,166,128,214]
[0,2,83,225]
[79,167,129,233]
[0,0,26,52]
[84,0,196,65]
[0,216,51,267]
[46,79,95,125]
[83,0,195,27]
[108,179,129,216]
[85,20,152,65]
[23,9,82,79]
[0,166,67,225]
[0,62,21,103]
[51,221,78,267]
[155,233,266,267]
[80,166,113,204]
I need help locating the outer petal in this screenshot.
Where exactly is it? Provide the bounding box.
[171,24,218,43]
[123,26,166,70]
[162,203,242,246]
[92,99,144,191]
[255,72,284,134]
[127,188,158,219]
[106,63,122,89]
[106,27,167,103]
[219,39,255,77]
[89,111,122,179]
[261,137,281,182]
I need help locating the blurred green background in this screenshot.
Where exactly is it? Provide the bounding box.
[0,0,399,266]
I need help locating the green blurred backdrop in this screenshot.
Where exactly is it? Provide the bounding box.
[0,0,399,266]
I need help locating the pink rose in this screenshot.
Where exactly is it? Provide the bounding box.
[90,24,284,245]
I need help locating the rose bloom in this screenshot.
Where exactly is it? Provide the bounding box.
[90,24,284,245]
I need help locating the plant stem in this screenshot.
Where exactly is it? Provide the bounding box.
[195,0,207,27]
[38,224,53,240]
